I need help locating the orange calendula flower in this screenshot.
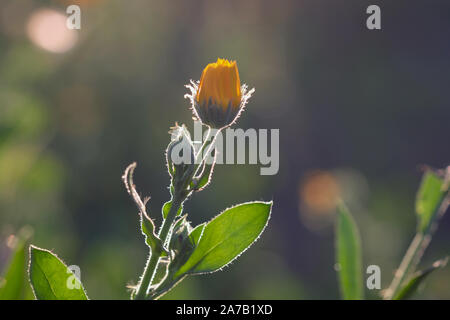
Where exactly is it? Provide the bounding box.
[185,58,254,129]
[197,58,241,110]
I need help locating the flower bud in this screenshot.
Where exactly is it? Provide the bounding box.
[185,58,254,129]
[166,124,195,179]
[169,215,193,253]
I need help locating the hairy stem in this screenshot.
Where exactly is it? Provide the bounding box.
[193,128,220,177]
[133,196,183,300]
[133,247,161,300]
[195,127,211,164]
[134,127,219,300]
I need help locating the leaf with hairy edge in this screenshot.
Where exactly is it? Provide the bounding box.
[416,170,447,233]
[336,202,364,300]
[189,223,206,246]
[394,258,448,300]
[122,162,164,253]
[28,246,88,300]
[162,200,183,219]
[141,214,164,254]
[174,201,272,277]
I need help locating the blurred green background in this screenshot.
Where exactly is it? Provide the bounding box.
[0,0,449,299]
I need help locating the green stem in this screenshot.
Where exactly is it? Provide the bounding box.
[195,127,211,164]
[133,128,219,300]
[133,196,183,300]
[385,196,448,300]
[384,232,429,300]
[133,248,161,300]
[158,197,183,246]
[193,128,220,177]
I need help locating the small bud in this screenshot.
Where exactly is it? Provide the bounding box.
[166,124,196,183]
[169,216,194,254]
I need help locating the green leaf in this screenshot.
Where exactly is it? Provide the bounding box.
[162,200,172,219]
[416,170,447,233]
[336,202,363,300]
[141,214,164,254]
[162,200,183,219]
[121,162,165,255]
[394,257,448,300]
[189,223,206,246]
[174,201,272,277]
[0,228,33,300]
[28,246,88,300]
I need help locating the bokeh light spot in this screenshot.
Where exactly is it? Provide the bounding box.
[26,9,78,53]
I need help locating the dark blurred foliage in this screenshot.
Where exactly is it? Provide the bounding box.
[0,0,449,299]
